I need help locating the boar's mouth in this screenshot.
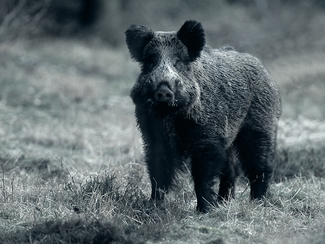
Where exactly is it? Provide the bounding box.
[142,84,197,115]
[145,95,181,115]
[146,97,179,113]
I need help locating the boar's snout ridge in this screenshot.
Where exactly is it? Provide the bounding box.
[154,85,174,103]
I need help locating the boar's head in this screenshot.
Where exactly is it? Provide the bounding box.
[126,20,205,115]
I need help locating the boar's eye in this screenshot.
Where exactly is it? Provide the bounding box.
[174,58,190,71]
[143,54,158,71]
[174,59,184,70]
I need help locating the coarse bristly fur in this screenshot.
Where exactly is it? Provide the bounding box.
[125,20,281,213]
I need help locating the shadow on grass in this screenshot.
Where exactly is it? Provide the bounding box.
[0,172,188,244]
[1,218,142,244]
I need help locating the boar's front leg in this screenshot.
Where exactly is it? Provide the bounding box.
[191,140,226,213]
[217,146,239,202]
[137,111,179,202]
[145,142,178,201]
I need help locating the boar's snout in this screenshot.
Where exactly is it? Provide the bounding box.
[154,84,174,103]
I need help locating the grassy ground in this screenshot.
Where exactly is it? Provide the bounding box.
[0,37,325,244]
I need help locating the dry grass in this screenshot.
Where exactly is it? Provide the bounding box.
[0,31,325,244]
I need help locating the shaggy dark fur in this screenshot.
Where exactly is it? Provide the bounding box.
[125,20,281,212]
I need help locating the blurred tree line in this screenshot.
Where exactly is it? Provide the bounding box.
[0,0,324,59]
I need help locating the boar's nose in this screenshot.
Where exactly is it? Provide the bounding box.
[154,84,174,103]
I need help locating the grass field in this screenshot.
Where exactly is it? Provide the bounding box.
[0,37,325,244]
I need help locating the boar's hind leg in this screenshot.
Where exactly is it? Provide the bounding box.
[191,141,226,213]
[235,128,274,200]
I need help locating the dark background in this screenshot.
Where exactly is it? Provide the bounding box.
[1,0,325,61]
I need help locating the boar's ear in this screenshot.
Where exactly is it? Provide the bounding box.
[125,25,154,62]
[177,20,205,61]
